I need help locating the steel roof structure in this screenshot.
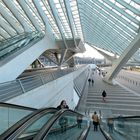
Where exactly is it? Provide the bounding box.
[0,0,140,63]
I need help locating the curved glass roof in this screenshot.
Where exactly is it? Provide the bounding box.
[0,0,140,62]
[78,0,140,61]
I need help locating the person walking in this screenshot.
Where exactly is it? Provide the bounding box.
[108,117,114,133]
[102,90,107,102]
[91,79,94,86]
[88,78,91,86]
[92,111,99,131]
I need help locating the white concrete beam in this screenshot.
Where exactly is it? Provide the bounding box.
[64,0,77,47]
[0,3,23,34]
[104,32,140,84]
[17,0,42,32]
[0,17,16,36]
[0,27,11,39]
[0,36,4,41]
[63,52,75,65]
[33,0,55,43]
[59,49,68,65]
[95,48,117,62]
[3,0,31,32]
[48,0,68,49]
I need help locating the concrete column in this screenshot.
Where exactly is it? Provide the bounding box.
[104,32,140,84]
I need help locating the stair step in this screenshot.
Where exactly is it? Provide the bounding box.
[86,99,140,105]
[86,96,140,100]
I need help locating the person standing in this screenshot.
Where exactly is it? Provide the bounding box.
[57,100,69,109]
[102,90,107,102]
[92,111,99,131]
[77,115,83,128]
[108,117,114,133]
[57,100,69,133]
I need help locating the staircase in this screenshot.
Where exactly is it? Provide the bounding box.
[78,70,140,116]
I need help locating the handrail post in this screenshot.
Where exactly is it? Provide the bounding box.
[39,74,44,84]
[51,72,55,80]
[18,79,25,93]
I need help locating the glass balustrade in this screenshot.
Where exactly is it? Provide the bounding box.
[15,110,57,139]
[0,31,44,61]
[113,117,140,140]
[0,108,90,140]
[0,104,35,135]
[100,111,140,140]
[43,111,89,140]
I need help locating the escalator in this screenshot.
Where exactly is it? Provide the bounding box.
[0,107,90,140]
[33,109,90,140]
[0,103,115,140]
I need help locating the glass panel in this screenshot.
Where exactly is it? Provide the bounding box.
[100,110,140,140]
[0,106,32,134]
[0,32,43,61]
[113,117,140,140]
[44,112,88,140]
[41,0,61,39]
[17,111,57,139]
[78,0,140,62]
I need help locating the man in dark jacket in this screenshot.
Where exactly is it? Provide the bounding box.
[102,90,107,102]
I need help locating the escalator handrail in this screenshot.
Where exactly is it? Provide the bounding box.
[33,109,89,140]
[103,115,140,120]
[100,125,114,140]
[0,107,57,140]
[0,102,37,111]
[78,124,90,140]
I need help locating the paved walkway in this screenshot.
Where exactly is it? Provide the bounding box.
[116,69,140,94]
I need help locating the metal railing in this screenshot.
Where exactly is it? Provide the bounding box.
[74,68,89,97]
[0,66,87,102]
[116,75,140,87]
